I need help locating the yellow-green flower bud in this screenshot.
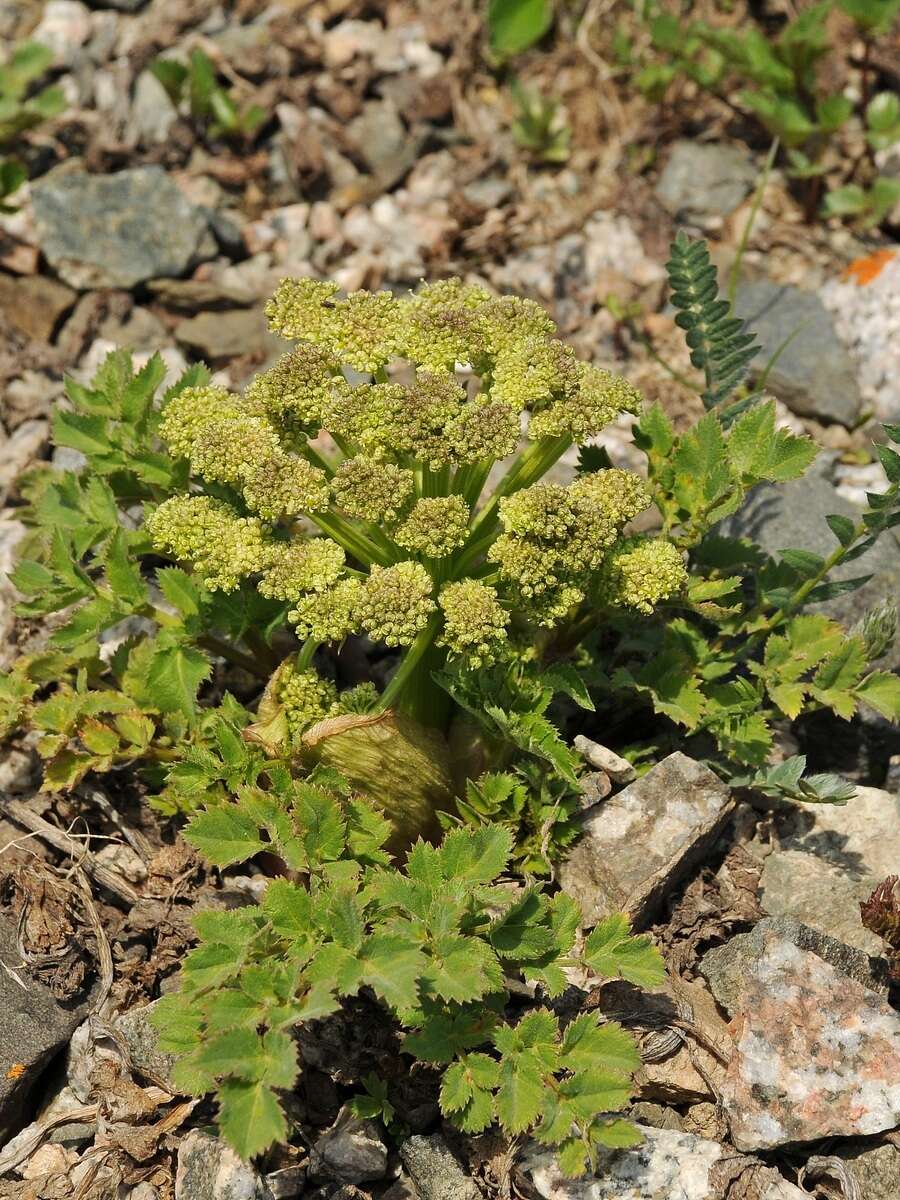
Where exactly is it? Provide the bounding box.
[243,345,340,425]
[331,457,415,523]
[488,534,561,598]
[478,295,556,356]
[499,484,576,541]
[189,415,280,486]
[522,583,585,628]
[321,381,405,457]
[279,664,341,742]
[598,537,687,615]
[438,579,508,666]
[395,496,470,558]
[158,385,243,458]
[288,577,363,642]
[328,290,402,373]
[396,372,468,467]
[357,561,436,647]
[147,496,270,592]
[400,278,492,370]
[491,338,581,409]
[265,277,338,341]
[528,365,643,442]
[570,468,651,528]
[257,539,345,602]
[242,453,330,520]
[445,398,520,465]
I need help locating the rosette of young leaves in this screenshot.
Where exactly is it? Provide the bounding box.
[152,778,664,1169]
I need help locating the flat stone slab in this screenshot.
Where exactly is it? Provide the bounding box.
[522,1126,807,1199]
[32,166,212,290]
[712,925,900,1151]
[759,784,900,953]
[558,753,733,929]
[733,280,861,425]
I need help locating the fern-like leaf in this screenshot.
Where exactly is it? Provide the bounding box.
[666,232,759,410]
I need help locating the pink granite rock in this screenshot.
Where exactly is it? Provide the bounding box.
[720,929,900,1151]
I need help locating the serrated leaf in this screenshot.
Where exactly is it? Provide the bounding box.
[51,409,110,457]
[156,567,201,617]
[186,804,267,867]
[440,1053,500,1112]
[262,879,313,941]
[560,1014,640,1076]
[359,934,426,1013]
[494,1056,546,1133]
[218,1079,287,1160]
[489,888,555,960]
[582,914,666,988]
[104,528,148,607]
[146,643,210,716]
[437,825,512,886]
[855,672,900,721]
[149,994,203,1055]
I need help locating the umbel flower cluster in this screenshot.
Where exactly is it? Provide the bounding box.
[147,278,686,733]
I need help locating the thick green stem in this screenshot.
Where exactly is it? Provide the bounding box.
[296,636,320,671]
[377,614,442,715]
[312,512,391,567]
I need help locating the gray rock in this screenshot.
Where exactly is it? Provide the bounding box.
[346,101,425,190]
[758,785,900,954]
[311,1107,388,1184]
[733,280,861,425]
[522,1126,807,1199]
[174,307,283,361]
[721,453,900,668]
[399,1134,483,1200]
[700,916,888,1016]
[130,71,178,145]
[0,916,89,1136]
[709,924,900,1151]
[32,167,212,290]
[656,140,757,221]
[558,752,734,929]
[114,999,177,1090]
[175,1130,272,1200]
[573,736,636,783]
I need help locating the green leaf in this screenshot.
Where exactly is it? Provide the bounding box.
[104,529,148,607]
[494,1055,546,1133]
[359,934,426,1013]
[488,0,553,58]
[440,1053,500,1112]
[560,1014,640,1076]
[855,672,900,721]
[826,514,856,547]
[489,888,555,960]
[218,1080,287,1161]
[146,643,210,717]
[156,566,202,618]
[186,804,267,867]
[438,825,512,886]
[727,400,818,484]
[51,409,111,458]
[582,914,666,988]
